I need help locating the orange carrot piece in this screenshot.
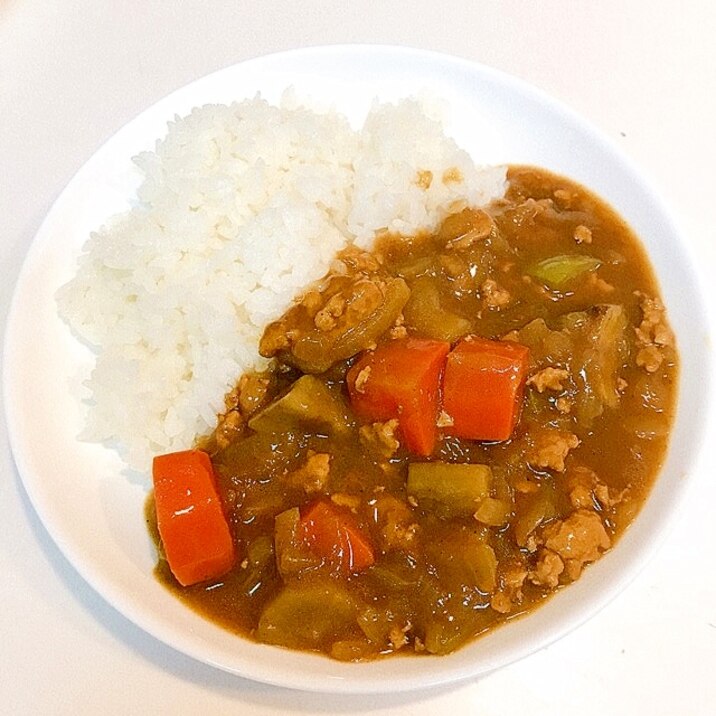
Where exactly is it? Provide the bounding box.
[346,337,450,455]
[301,500,374,575]
[443,337,530,441]
[152,449,236,587]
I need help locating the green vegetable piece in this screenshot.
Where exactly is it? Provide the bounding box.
[466,542,498,593]
[257,582,357,650]
[273,507,321,579]
[407,462,492,516]
[473,497,512,527]
[423,616,476,655]
[559,303,629,426]
[248,375,352,435]
[514,489,557,547]
[403,276,472,342]
[291,277,410,373]
[528,254,601,288]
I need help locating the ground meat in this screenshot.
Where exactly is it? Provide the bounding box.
[490,560,528,614]
[527,366,569,393]
[373,495,419,551]
[388,623,412,651]
[389,313,407,340]
[555,396,572,414]
[285,451,331,493]
[636,344,664,373]
[481,278,511,309]
[314,309,336,331]
[340,245,381,273]
[634,291,674,373]
[353,366,371,394]
[237,372,272,417]
[447,208,493,250]
[542,509,611,576]
[258,321,291,355]
[587,272,615,293]
[528,429,580,472]
[573,224,592,244]
[529,548,565,588]
[300,290,323,316]
[563,466,627,512]
[553,187,577,208]
[359,419,400,459]
[436,410,454,428]
[214,409,244,451]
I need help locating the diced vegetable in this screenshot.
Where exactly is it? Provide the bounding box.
[528,254,601,288]
[424,618,475,655]
[257,582,357,650]
[473,497,512,527]
[347,337,450,455]
[274,506,321,579]
[236,535,275,599]
[513,488,557,547]
[403,276,472,342]
[248,375,352,435]
[290,277,410,373]
[443,337,529,441]
[559,304,629,426]
[427,528,498,594]
[466,543,498,593]
[214,430,302,481]
[152,450,236,587]
[301,500,375,575]
[407,462,492,516]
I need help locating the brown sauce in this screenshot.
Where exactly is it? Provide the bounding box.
[150,166,678,660]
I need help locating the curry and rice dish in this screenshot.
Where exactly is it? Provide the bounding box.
[148,167,677,660]
[58,96,677,661]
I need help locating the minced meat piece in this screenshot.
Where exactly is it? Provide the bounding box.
[359,419,400,459]
[285,451,331,493]
[636,344,664,373]
[555,396,572,414]
[373,495,419,551]
[436,410,454,428]
[527,366,569,393]
[389,623,412,651]
[529,548,565,588]
[481,278,511,309]
[237,372,273,417]
[490,560,528,614]
[634,291,674,373]
[542,509,611,575]
[573,224,592,244]
[353,366,371,394]
[528,429,580,472]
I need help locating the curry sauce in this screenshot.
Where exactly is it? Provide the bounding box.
[149,167,678,660]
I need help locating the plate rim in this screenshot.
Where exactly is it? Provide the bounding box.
[3,43,712,694]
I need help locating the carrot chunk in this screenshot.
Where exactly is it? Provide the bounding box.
[301,500,374,574]
[443,337,530,441]
[152,449,236,586]
[346,337,450,455]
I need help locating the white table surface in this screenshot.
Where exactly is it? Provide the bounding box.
[2,2,715,714]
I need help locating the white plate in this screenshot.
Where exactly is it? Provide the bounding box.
[3,45,710,693]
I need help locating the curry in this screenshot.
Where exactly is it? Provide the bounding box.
[147,166,677,660]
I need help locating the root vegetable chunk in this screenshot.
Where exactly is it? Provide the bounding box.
[152,450,236,586]
[443,337,530,441]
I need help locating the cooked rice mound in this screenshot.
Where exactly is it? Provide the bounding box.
[57,94,506,469]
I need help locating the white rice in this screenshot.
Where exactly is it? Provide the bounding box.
[57,94,506,469]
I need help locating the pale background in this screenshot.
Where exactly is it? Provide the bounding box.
[2,1,715,714]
